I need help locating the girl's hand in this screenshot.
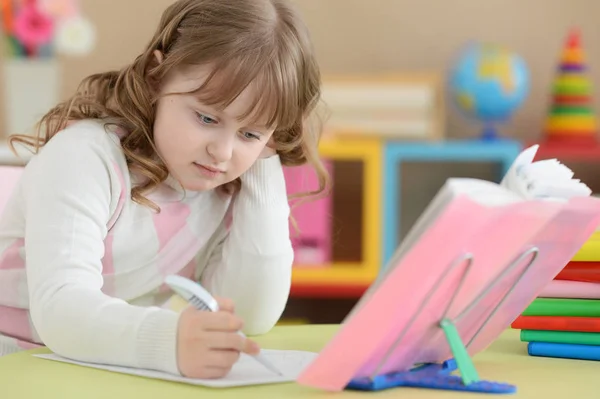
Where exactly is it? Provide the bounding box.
[176,297,260,379]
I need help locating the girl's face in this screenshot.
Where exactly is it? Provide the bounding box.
[153,63,276,192]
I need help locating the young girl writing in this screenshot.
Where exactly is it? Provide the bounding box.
[0,0,328,379]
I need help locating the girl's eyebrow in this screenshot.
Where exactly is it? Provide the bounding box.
[190,97,221,115]
[190,95,272,130]
[246,122,269,131]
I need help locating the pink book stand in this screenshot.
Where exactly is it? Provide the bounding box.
[296,194,600,394]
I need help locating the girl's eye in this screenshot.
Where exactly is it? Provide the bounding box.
[196,113,217,125]
[242,131,260,141]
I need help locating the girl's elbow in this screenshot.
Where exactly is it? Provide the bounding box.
[30,299,82,359]
[30,312,70,356]
[241,300,288,336]
[243,319,277,336]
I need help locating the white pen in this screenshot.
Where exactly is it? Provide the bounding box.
[164,275,283,376]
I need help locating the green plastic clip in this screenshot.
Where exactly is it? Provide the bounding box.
[440,318,480,386]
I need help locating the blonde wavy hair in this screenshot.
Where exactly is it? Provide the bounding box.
[9,0,329,210]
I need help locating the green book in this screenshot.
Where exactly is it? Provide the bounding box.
[522,298,600,317]
[521,329,600,346]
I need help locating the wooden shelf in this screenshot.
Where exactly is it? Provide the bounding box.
[290,282,369,298]
[290,262,376,298]
[292,262,376,283]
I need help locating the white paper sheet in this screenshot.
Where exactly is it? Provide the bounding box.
[34,349,318,388]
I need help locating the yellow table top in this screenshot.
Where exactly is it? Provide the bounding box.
[0,325,597,398]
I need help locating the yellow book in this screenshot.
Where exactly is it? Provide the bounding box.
[572,231,600,261]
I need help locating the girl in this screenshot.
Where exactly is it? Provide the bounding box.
[0,0,328,379]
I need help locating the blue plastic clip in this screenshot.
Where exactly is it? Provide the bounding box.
[346,318,517,394]
[346,359,516,394]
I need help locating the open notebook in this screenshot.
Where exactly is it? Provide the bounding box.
[35,349,318,388]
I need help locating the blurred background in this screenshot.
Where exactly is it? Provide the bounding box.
[2,0,600,324]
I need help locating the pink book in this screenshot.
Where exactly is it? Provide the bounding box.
[438,197,600,355]
[539,280,600,299]
[296,177,600,392]
[283,161,333,266]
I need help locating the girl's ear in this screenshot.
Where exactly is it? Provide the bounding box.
[146,50,165,92]
[153,50,164,64]
[146,50,164,73]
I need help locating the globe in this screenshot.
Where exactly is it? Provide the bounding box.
[449,42,530,140]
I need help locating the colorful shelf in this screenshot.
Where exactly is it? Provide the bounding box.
[285,137,523,297]
[382,139,522,267]
[287,137,383,298]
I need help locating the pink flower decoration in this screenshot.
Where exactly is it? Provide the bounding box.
[13,2,54,49]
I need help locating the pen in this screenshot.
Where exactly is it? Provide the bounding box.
[164,275,283,376]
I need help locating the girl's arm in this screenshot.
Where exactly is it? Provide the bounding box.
[200,155,294,335]
[23,128,180,374]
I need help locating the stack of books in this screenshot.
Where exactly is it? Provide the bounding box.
[511,231,600,361]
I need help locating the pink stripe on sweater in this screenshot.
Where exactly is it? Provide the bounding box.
[152,202,191,251]
[107,161,126,231]
[0,306,32,342]
[156,225,198,277]
[0,239,25,270]
[100,161,126,296]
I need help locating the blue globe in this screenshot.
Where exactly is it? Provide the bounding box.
[449,42,530,139]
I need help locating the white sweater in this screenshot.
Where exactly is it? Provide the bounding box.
[0,120,293,375]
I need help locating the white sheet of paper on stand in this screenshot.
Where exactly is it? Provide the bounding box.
[34,349,318,388]
[500,145,592,200]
